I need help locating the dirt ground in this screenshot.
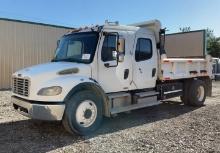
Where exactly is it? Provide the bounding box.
[0,82,220,153]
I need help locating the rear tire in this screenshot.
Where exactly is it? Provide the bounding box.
[188,80,206,106]
[62,90,103,135]
[180,80,191,105]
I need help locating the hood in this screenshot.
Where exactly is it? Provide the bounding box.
[13,62,91,79]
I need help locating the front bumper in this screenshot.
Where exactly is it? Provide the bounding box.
[12,96,65,121]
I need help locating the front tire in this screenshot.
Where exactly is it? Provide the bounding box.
[62,90,103,135]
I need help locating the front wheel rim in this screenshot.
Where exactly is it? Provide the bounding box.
[75,100,97,128]
[197,86,205,101]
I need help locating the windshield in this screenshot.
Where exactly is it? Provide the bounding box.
[53,32,99,63]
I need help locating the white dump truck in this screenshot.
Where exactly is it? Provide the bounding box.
[11,20,212,135]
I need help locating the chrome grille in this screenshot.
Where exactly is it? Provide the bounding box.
[13,77,29,97]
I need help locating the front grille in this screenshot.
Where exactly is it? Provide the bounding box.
[13,77,30,97]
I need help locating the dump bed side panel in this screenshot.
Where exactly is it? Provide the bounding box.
[159,57,212,81]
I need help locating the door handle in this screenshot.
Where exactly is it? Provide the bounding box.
[124,69,129,79]
[152,68,156,77]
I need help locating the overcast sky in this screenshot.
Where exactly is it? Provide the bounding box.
[0,0,220,36]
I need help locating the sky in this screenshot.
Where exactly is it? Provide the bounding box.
[0,0,220,36]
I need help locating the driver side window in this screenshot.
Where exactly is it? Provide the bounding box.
[101,34,117,62]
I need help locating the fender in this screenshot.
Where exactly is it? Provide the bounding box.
[64,81,110,117]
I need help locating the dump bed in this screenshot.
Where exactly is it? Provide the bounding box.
[131,20,212,80]
[159,30,212,80]
[159,56,213,81]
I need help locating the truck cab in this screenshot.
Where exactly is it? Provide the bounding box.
[11,20,212,135]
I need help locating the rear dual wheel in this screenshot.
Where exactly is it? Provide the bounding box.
[181,80,206,106]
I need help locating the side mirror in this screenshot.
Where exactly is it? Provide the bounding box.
[118,38,125,53]
[117,38,125,62]
[112,51,118,60]
[118,54,124,62]
[112,50,124,62]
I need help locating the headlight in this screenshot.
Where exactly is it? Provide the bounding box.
[37,86,62,96]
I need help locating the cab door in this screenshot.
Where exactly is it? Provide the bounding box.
[132,33,157,89]
[97,32,132,93]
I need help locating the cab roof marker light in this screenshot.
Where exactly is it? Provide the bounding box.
[105,20,119,26]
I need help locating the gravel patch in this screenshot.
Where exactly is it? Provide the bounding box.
[0,82,219,153]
